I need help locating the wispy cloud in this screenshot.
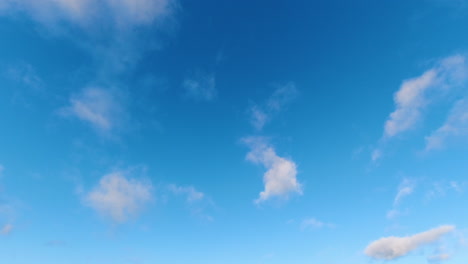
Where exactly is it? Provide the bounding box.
[60,87,125,133]
[167,184,214,221]
[83,171,152,223]
[394,178,415,206]
[426,180,465,201]
[0,0,176,29]
[364,225,455,260]
[300,218,334,230]
[0,164,3,178]
[384,55,467,138]
[243,137,302,203]
[249,82,298,131]
[183,70,217,102]
[168,184,204,203]
[425,98,468,151]
[387,178,415,219]
[374,54,468,161]
[0,224,13,235]
[427,253,451,263]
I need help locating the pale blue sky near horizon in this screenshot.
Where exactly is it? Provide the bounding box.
[1,0,468,263]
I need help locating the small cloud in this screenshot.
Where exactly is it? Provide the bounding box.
[386,209,400,219]
[386,178,415,219]
[83,171,152,223]
[425,180,465,201]
[427,253,451,263]
[249,82,298,131]
[4,63,43,91]
[371,149,382,162]
[0,164,4,178]
[183,71,217,102]
[300,218,334,230]
[1,224,13,235]
[60,87,125,133]
[167,184,214,221]
[394,178,415,206]
[243,137,302,203]
[364,225,455,260]
[425,98,468,151]
[168,184,204,203]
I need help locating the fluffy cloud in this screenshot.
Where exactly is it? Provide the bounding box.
[0,224,13,235]
[168,184,205,203]
[243,137,301,203]
[183,71,217,102]
[61,87,125,132]
[365,225,455,260]
[0,0,175,28]
[84,171,152,223]
[425,99,468,151]
[249,82,298,131]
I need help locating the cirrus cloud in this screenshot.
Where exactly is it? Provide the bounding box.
[0,0,176,28]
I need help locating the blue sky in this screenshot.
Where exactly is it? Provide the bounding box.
[1,0,468,263]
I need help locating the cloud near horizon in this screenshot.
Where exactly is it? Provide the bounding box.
[365,225,455,260]
[243,137,302,203]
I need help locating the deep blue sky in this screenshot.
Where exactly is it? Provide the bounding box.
[1,0,468,263]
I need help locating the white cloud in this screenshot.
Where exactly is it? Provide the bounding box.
[61,87,124,132]
[386,179,415,219]
[84,171,152,223]
[0,164,3,178]
[249,82,298,130]
[183,71,217,101]
[300,218,334,230]
[425,98,468,151]
[168,184,204,203]
[384,55,468,138]
[365,225,455,260]
[0,224,13,235]
[0,0,175,28]
[394,178,415,206]
[374,55,468,161]
[384,69,438,137]
[243,137,301,203]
